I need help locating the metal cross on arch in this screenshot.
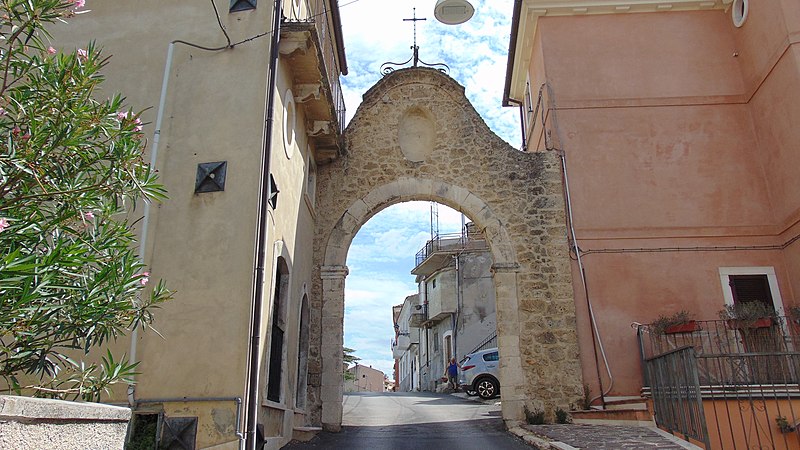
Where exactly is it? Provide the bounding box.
[380,7,449,76]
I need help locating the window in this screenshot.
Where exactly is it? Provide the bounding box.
[230,0,256,12]
[431,278,437,289]
[444,334,452,363]
[305,150,316,208]
[483,351,499,362]
[732,0,749,28]
[719,267,785,315]
[433,331,439,351]
[295,295,310,410]
[267,257,290,403]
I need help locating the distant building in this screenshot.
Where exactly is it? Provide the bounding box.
[392,294,421,391]
[343,364,386,393]
[392,223,497,392]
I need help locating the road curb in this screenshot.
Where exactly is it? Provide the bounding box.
[508,426,578,449]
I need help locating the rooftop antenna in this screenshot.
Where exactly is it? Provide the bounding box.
[380,8,449,76]
[430,202,440,241]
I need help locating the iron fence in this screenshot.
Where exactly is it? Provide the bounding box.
[639,317,800,449]
[645,346,710,448]
[284,0,346,135]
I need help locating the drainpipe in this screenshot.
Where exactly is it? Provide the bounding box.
[245,2,282,449]
[560,151,609,409]
[128,41,176,408]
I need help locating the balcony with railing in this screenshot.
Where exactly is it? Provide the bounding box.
[281,0,346,164]
[412,231,488,277]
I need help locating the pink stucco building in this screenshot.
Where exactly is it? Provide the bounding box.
[505,0,800,407]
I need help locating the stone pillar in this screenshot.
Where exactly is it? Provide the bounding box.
[319,265,348,432]
[492,262,525,425]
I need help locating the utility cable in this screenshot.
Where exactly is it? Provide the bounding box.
[178,0,367,53]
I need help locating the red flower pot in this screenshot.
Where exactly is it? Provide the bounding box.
[664,321,700,334]
[726,317,773,330]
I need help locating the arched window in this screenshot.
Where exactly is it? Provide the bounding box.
[295,294,310,409]
[266,257,290,403]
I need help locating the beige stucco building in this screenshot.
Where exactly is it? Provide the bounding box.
[49,1,346,448]
[505,0,800,424]
[343,364,386,393]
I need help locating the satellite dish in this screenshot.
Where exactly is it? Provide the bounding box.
[434,0,474,25]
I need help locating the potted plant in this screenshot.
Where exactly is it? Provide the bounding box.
[719,302,775,330]
[788,306,800,325]
[650,310,699,334]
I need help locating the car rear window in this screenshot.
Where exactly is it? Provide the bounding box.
[483,352,499,362]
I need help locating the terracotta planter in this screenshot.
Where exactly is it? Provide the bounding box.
[726,317,773,330]
[664,321,700,334]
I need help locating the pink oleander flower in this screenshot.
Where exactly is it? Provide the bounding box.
[0,218,8,233]
[47,46,56,55]
[12,126,20,135]
[117,111,129,120]
[140,272,150,286]
[77,48,88,60]
[134,117,141,124]
[72,0,85,8]
[133,125,143,132]
[82,211,94,220]
[20,133,30,140]
[0,107,6,116]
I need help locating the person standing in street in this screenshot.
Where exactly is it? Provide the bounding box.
[447,358,458,390]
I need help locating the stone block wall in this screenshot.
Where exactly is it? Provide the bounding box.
[0,396,131,450]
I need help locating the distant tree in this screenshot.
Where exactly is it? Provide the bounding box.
[0,0,171,401]
[343,347,360,381]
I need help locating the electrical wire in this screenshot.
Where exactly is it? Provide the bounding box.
[178,0,368,53]
[210,0,232,48]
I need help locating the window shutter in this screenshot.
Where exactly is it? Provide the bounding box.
[730,274,773,308]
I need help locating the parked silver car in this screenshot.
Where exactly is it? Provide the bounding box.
[458,348,500,399]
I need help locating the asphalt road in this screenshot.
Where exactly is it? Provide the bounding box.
[284,392,530,450]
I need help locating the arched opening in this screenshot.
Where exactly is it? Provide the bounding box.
[296,294,310,410]
[342,202,498,397]
[315,179,528,431]
[266,256,290,404]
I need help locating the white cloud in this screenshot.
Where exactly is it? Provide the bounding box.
[339,0,520,146]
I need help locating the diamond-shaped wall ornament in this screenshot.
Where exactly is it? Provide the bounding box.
[195,161,227,193]
[230,0,256,12]
[268,174,280,209]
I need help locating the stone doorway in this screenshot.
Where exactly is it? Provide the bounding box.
[308,68,582,430]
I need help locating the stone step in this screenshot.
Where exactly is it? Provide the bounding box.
[292,426,322,442]
[590,396,649,411]
[571,408,654,427]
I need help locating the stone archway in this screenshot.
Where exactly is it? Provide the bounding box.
[308,68,582,431]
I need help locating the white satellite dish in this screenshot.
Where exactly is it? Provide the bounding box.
[433,0,474,25]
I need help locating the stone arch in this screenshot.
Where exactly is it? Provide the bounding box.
[309,68,582,431]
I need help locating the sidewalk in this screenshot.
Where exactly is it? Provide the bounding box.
[448,392,698,449]
[508,424,702,450]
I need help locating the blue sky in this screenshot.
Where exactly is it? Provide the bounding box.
[338,0,517,377]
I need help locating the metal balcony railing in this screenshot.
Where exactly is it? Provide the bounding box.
[284,0,346,135]
[414,231,488,267]
[639,317,800,385]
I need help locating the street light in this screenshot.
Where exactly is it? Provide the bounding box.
[433,0,474,25]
